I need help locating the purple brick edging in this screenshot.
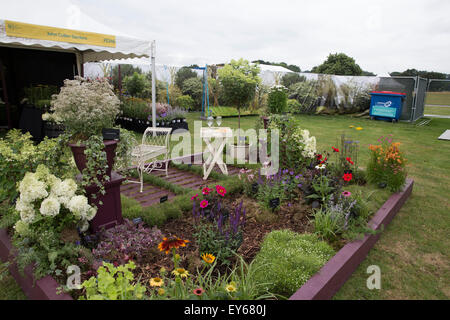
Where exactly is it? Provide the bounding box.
[289,178,414,300]
[0,228,73,300]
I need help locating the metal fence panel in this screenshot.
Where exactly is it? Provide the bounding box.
[377,77,416,121]
[412,77,427,121]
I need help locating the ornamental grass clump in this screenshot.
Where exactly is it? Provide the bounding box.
[367,135,407,192]
[50,76,120,141]
[252,230,334,297]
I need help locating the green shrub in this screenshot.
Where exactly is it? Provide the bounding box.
[287,99,301,113]
[252,230,334,297]
[123,72,150,98]
[120,97,150,120]
[175,95,195,111]
[175,67,198,90]
[267,85,288,114]
[181,77,203,109]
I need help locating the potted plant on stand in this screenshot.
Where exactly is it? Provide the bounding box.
[218,59,260,163]
[50,76,124,232]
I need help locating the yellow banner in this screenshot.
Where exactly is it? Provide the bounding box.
[5,20,116,48]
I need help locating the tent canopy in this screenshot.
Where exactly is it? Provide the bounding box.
[0,19,152,63]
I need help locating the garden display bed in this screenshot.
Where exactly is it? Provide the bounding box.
[0,176,414,300]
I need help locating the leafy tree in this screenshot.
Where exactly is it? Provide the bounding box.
[181,77,203,109]
[111,64,143,90]
[362,70,376,76]
[281,73,306,88]
[218,58,261,130]
[123,72,149,97]
[311,53,363,76]
[175,67,198,90]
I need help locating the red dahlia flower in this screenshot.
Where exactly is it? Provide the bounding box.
[332,147,339,152]
[216,185,227,197]
[202,187,212,195]
[346,157,354,165]
[342,173,353,182]
[200,200,209,208]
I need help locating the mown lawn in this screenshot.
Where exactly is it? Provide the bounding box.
[425,91,450,106]
[1,112,449,300]
[424,106,450,116]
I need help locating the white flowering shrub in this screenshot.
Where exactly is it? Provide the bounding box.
[14,164,96,234]
[0,129,72,203]
[10,164,96,279]
[268,85,288,114]
[268,115,317,169]
[51,76,120,140]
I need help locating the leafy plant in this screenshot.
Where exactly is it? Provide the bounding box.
[252,230,334,297]
[218,59,261,130]
[281,73,306,88]
[175,95,195,111]
[50,76,120,140]
[267,85,288,114]
[93,219,162,265]
[175,67,198,90]
[192,186,246,265]
[0,129,72,203]
[367,136,407,192]
[80,261,147,300]
[123,72,149,97]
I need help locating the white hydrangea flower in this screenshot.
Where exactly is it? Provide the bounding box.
[51,178,77,206]
[84,206,97,221]
[18,173,48,203]
[40,196,61,217]
[68,195,91,219]
[19,206,36,223]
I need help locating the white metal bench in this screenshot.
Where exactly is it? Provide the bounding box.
[131,127,172,192]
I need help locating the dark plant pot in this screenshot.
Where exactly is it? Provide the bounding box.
[19,105,44,141]
[69,140,118,178]
[251,182,259,194]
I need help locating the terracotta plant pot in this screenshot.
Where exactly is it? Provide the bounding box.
[69,140,118,178]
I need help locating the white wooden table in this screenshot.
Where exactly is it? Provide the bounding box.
[200,127,233,180]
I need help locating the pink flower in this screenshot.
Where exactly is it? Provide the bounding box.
[200,200,209,209]
[216,185,227,197]
[191,194,199,201]
[342,191,352,197]
[202,187,212,195]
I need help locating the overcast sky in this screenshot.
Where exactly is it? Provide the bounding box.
[2,0,450,75]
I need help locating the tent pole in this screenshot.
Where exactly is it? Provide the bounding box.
[151,40,156,129]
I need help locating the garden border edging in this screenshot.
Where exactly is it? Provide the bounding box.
[0,228,73,300]
[289,178,414,300]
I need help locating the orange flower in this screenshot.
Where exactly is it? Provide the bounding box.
[158,236,189,254]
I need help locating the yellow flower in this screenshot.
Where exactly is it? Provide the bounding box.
[201,253,216,264]
[158,288,165,296]
[150,277,164,287]
[225,281,237,293]
[355,127,363,130]
[172,268,189,278]
[349,125,355,128]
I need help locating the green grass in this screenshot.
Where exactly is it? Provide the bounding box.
[0,261,26,300]
[424,106,450,116]
[425,91,450,106]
